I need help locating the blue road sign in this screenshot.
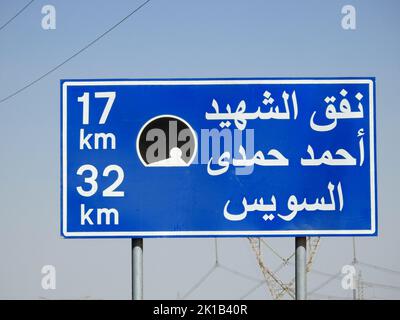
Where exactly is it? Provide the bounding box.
[61,78,377,238]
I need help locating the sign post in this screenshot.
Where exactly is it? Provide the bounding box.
[295,237,307,300]
[61,77,377,299]
[132,238,143,300]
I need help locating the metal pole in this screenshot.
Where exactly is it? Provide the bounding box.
[295,237,307,300]
[132,238,143,300]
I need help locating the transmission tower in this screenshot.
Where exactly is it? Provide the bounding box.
[248,237,321,299]
[306,237,321,272]
[248,238,295,299]
[357,270,365,300]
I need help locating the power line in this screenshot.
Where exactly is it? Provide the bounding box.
[0,0,35,32]
[307,264,400,295]
[308,271,342,294]
[182,264,218,300]
[242,252,295,301]
[309,292,352,300]
[358,261,400,276]
[182,238,263,299]
[0,0,151,104]
[363,280,400,292]
[260,239,290,263]
[240,281,265,300]
[218,263,262,283]
[240,257,295,300]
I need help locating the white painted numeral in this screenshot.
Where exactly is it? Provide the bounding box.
[76,164,124,197]
[77,92,90,125]
[95,92,116,124]
[76,164,98,197]
[103,165,125,197]
[77,91,116,125]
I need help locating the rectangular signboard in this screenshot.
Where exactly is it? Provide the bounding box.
[61,78,376,238]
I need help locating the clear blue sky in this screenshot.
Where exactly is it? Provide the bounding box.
[0,0,399,299]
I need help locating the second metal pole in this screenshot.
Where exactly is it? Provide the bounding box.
[132,238,143,300]
[295,237,307,300]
